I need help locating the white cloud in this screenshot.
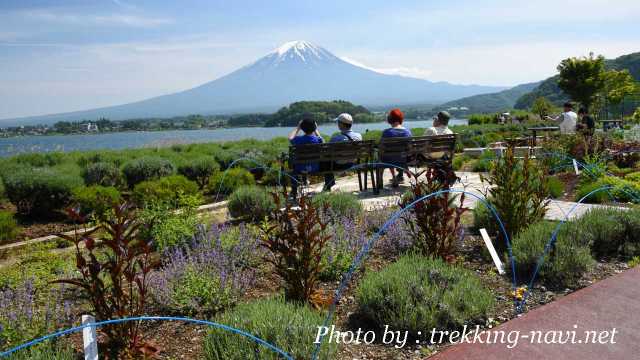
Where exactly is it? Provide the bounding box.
[21,9,173,28]
[341,56,433,80]
[342,40,640,86]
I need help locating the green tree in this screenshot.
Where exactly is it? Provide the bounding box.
[557,53,607,111]
[603,69,638,118]
[531,96,555,119]
[604,70,637,105]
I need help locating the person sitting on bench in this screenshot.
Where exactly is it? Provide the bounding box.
[322,113,363,192]
[288,114,323,198]
[381,108,411,188]
[425,111,454,136]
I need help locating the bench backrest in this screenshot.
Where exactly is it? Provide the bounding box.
[378,134,456,166]
[287,140,376,169]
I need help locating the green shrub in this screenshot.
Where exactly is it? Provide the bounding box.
[575,208,640,258]
[83,162,122,187]
[472,204,494,232]
[133,175,200,208]
[0,211,20,244]
[11,152,65,167]
[4,342,75,360]
[574,180,610,203]
[471,150,496,172]
[122,156,175,187]
[452,154,470,170]
[626,172,640,182]
[208,168,255,196]
[227,186,276,221]
[575,177,640,204]
[178,157,220,189]
[510,220,594,288]
[204,297,338,360]
[3,168,83,216]
[311,191,363,220]
[71,186,122,220]
[356,254,493,335]
[0,248,74,290]
[481,146,548,253]
[159,267,237,316]
[0,176,5,200]
[545,176,564,199]
[138,194,200,250]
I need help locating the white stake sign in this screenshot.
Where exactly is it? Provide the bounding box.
[480,228,505,275]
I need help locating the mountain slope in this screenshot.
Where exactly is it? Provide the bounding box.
[515,51,640,109]
[436,81,540,113]
[2,41,505,126]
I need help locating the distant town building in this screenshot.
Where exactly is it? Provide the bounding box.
[82,123,99,132]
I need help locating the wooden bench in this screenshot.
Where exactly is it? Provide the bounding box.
[282,140,377,192]
[375,134,457,192]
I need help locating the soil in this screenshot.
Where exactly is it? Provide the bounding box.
[0,202,78,245]
[33,222,632,360]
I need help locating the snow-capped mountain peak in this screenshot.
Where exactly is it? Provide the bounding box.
[274,40,317,56]
[256,40,338,67]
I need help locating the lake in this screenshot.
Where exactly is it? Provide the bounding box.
[0,119,467,157]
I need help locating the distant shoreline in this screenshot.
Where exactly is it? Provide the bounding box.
[0,118,454,139]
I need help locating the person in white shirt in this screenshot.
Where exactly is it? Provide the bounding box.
[425,111,454,136]
[546,102,577,134]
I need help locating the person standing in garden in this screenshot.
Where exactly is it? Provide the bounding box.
[577,107,595,134]
[288,114,323,199]
[322,113,362,192]
[381,108,411,187]
[546,102,577,134]
[425,111,454,136]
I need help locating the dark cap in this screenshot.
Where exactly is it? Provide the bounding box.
[437,111,451,122]
[299,118,317,134]
[302,112,314,121]
[563,102,573,109]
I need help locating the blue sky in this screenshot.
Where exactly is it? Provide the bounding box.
[1,0,639,119]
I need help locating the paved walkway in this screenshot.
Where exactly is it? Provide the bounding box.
[312,171,621,221]
[429,266,640,360]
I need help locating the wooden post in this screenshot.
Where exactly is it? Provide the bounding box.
[82,315,99,360]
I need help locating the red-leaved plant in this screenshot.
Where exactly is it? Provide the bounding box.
[400,167,467,260]
[259,191,331,304]
[55,203,158,359]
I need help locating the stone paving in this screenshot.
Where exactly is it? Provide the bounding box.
[307,171,623,221]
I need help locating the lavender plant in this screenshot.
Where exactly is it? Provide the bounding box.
[364,207,415,257]
[149,223,259,316]
[0,280,73,352]
[319,215,367,281]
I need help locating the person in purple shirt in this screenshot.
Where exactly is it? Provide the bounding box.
[381,108,411,187]
[288,114,323,199]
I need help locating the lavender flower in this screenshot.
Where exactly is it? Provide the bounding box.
[149,223,260,316]
[0,280,73,350]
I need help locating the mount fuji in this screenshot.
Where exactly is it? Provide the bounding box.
[4,41,506,125]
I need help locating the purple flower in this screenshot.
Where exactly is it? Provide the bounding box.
[149,223,260,315]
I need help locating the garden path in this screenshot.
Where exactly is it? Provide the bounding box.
[428,265,640,360]
[316,171,625,221]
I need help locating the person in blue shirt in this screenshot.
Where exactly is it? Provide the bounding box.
[381,108,411,187]
[322,113,362,191]
[288,114,323,198]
